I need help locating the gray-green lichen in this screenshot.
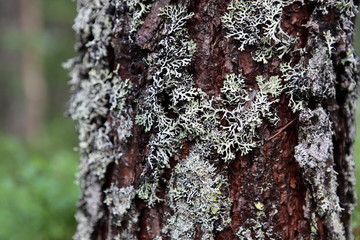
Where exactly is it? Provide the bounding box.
[68,0,135,239]
[214,73,280,161]
[163,144,231,240]
[132,3,284,238]
[136,3,282,206]
[310,0,356,16]
[126,0,155,35]
[279,41,337,113]
[135,4,197,205]
[236,200,279,239]
[221,0,300,63]
[104,184,136,226]
[221,0,358,238]
[295,107,344,239]
[68,0,358,238]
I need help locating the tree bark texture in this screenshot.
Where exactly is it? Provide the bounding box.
[68,0,359,239]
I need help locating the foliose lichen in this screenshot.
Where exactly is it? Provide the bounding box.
[126,0,155,35]
[163,144,231,240]
[236,201,279,240]
[135,2,282,204]
[67,0,135,238]
[214,73,280,161]
[132,5,284,238]
[295,107,345,239]
[310,0,357,16]
[104,184,136,226]
[221,0,301,63]
[69,0,359,238]
[135,4,198,205]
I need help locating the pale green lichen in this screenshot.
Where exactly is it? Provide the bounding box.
[310,0,357,16]
[163,144,231,240]
[324,30,336,56]
[73,174,103,240]
[222,0,300,62]
[68,0,136,238]
[69,1,117,238]
[135,3,283,206]
[236,202,279,240]
[256,75,283,97]
[135,4,199,205]
[295,107,345,239]
[132,8,284,239]
[126,0,155,34]
[214,74,280,161]
[104,184,136,226]
[158,5,195,34]
[69,68,133,179]
[279,43,336,112]
[280,61,309,112]
[69,0,358,238]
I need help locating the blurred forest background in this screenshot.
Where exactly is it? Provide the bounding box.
[0,0,359,239]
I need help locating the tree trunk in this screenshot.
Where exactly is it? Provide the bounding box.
[20,0,47,140]
[68,0,359,239]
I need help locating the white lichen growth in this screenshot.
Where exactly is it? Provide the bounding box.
[256,75,283,97]
[280,62,309,112]
[236,202,279,240]
[104,184,136,226]
[164,145,231,240]
[324,30,336,56]
[68,1,117,238]
[135,4,199,204]
[215,74,280,161]
[73,175,103,240]
[126,0,155,34]
[135,3,284,206]
[310,0,357,17]
[130,10,283,239]
[222,0,300,62]
[307,47,336,100]
[295,107,345,240]
[281,46,336,113]
[67,0,135,238]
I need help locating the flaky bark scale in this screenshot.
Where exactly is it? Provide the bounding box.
[68,0,359,239]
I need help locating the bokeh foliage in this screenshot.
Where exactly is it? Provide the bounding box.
[0,0,79,239]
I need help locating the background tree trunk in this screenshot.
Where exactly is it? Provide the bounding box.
[68,0,359,239]
[20,0,47,140]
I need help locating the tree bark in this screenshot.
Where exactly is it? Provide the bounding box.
[68,0,359,239]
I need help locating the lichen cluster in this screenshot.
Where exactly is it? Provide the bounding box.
[279,36,337,112]
[132,3,283,237]
[310,0,356,16]
[221,0,358,238]
[164,144,231,240]
[221,0,311,113]
[236,201,279,240]
[136,4,282,206]
[104,184,136,226]
[215,73,280,161]
[222,0,301,63]
[135,4,198,205]
[126,0,155,35]
[67,0,134,239]
[295,108,344,239]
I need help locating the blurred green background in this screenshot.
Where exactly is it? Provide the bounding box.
[0,0,359,239]
[0,0,78,239]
